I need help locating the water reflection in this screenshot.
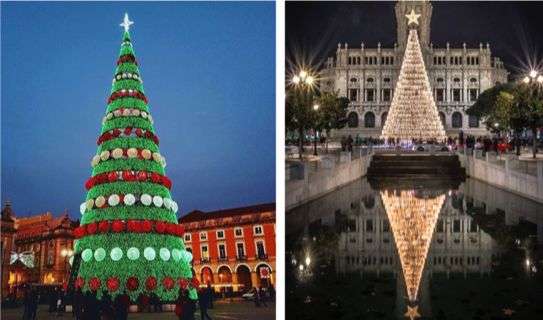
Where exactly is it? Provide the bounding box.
[286,178,543,319]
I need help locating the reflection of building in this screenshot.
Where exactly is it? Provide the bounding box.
[321,0,508,138]
[178,203,275,293]
[1,201,78,297]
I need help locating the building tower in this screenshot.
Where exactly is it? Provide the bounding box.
[395,0,432,50]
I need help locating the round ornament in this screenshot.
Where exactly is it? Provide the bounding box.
[80,202,86,215]
[108,194,120,207]
[122,108,131,116]
[162,277,174,290]
[141,149,152,160]
[107,277,120,292]
[171,201,179,213]
[89,277,101,291]
[95,196,106,208]
[106,113,113,120]
[127,247,140,260]
[144,247,156,261]
[75,277,85,289]
[163,198,172,210]
[159,248,170,261]
[85,199,94,210]
[112,220,124,232]
[141,112,148,119]
[153,196,163,207]
[137,171,147,181]
[107,171,118,182]
[127,148,138,158]
[112,148,123,159]
[91,155,100,167]
[126,277,139,291]
[145,276,157,290]
[124,193,136,206]
[116,75,121,80]
[94,248,106,261]
[82,249,93,262]
[182,250,193,263]
[132,109,141,116]
[172,249,182,261]
[110,247,123,261]
[100,151,110,161]
[140,194,152,206]
[152,152,161,162]
[113,109,122,117]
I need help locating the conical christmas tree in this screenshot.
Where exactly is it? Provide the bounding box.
[73,14,197,302]
[381,12,446,142]
[380,189,444,303]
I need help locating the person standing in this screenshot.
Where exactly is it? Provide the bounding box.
[258,287,268,307]
[198,288,212,320]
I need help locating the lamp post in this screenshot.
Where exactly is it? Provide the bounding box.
[290,69,317,159]
[313,104,320,156]
[521,70,543,158]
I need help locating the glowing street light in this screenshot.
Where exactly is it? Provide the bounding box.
[313,104,320,111]
[529,70,538,78]
[305,256,311,266]
[523,76,531,84]
[292,75,301,85]
[299,70,308,80]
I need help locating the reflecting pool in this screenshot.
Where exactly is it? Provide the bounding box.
[286,178,543,319]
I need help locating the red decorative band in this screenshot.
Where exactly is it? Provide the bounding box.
[73,219,184,239]
[117,54,138,65]
[85,170,171,190]
[76,276,199,294]
[108,90,147,104]
[97,127,159,145]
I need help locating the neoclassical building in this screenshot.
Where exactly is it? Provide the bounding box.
[320,0,509,138]
[178,203,275,293]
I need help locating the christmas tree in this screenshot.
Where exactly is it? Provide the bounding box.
[381,10,446,142]
[73,14,197,302]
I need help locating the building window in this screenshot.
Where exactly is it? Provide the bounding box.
[254,225,263,236]
[452,112,463,128]
[200,232,207,241]
[256,241,266,258]
[350,77,358,83]
[469,222,478,233]
[367,77,374,83]
[364,112,375,128]
[470,77,477,83]
[452,89,461,102]
[349,89,358,102]
[436,219,444,232]
[383,77,391,83]
[439,112,446,128]
[366,219,374,232]
[236,242,245,258]
[382,220,390,232]
[184,234,191,242]
[469,89,478,102]
[347,112,359,128]
[436,77,444,83]
[469,115,479,128]
[381,112,388,127]
[201,245,209,260]
[218,244,226,259]
[234,227,243,238]
[436,88,444,102]
[453,220,461,232]
[216,230,225,239]
[453,77,461,83]
[382,88,391,102]
[365,89,375,102]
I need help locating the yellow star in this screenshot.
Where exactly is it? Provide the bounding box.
[405,9,421,26]
[502,308,515,316]
[404,305,421,320]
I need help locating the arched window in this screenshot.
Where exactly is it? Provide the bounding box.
[364,112,375,128]
[452,112,463,128]
[439,112,446,128]
[436,77,444,83]
[383,77,391,83]
[350,77,358,83]
[469,114,479,128]
[381,112,388,127]
[470,77,477,83]
[453,77,461,83]
[347,112,359,128]
[367,77,374,83]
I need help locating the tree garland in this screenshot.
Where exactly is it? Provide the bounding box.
[81,206,178,225]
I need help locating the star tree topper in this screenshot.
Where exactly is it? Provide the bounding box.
[120,13,134,32]
[406,9,421,26]
[404,305,421,320]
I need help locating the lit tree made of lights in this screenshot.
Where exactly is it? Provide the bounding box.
[381,9,446,142]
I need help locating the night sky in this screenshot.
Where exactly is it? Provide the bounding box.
[1,2,275,219]
[286,1,543,77]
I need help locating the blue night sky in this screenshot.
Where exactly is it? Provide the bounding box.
[1,2,275,219]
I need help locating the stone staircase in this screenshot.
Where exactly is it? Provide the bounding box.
[367,154,466,179]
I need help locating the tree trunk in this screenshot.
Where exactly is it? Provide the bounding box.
[532,127,538,159]
[313,128,318,156]
[298,127,304,160]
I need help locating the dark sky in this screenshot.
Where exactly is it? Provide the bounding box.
[286,1,543,77]
[2,2,275,219]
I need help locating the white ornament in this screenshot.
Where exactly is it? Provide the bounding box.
[121,89,127,93]
[82,249,93,262]
[116,75,121,80]
[128,73,133,79]
[143,247,156,261]
[140,194,152,206]
[127,247,140,260]
[171,201,179,213]
[163,198,171,210]
[132,109,141,117]
[153,196,163,207]
[94,248,106,262]
[108,194,120,207]
[80,202,86,215]
[141,112,148,119]
[124,193,136,206]
[122,109,131,116]
[172,249,182,261]
[159,248,170,261]
[110,247,123,261]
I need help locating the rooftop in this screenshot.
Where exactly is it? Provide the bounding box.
[179,203,276,223]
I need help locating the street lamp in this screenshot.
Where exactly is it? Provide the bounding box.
[312,104,320,156]
[520,70,542,158]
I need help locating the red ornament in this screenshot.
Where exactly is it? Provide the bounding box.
[107,277,120,292]
[86,222,98,235]
[142,220,152,233]
[176,225,185,237]
[126,277,139,291]
[122,170,133,181]
[163,177,172,189]
[112,129,121,137]
[74,226,86,238]
[179,278,189,289]
[133,220,143,233]
[124,127,132,135]
[155,221,166,233]
[98,220,110,233]
[137,171,147,181]
[166,223,177,235]
[112,220,124,233]
[150,173,161,183]
[145,276,157,290]
[75,277,85,289]
[144,130,152,138]
[107,172,118,182]
[89,277,101,291]
[162,277,174,290]
[135,128,143,137]
[85,179,94,190]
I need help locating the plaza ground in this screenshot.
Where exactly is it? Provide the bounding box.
[1,299,275,320]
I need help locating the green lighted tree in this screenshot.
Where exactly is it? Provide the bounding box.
[74,15,197,302]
